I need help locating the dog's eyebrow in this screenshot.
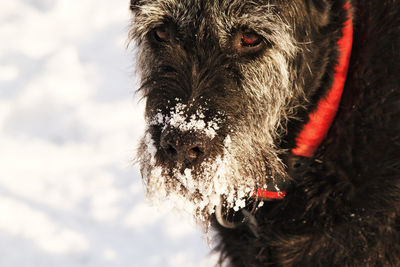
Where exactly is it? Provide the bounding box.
[217,1,280,30]
[223,1,277,16]
[130,0,198,40]
[130,7,172,40]
[212,3,281,39]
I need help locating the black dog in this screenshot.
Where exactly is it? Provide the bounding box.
[130,0,400,265]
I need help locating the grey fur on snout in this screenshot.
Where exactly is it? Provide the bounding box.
[130,0,304,224]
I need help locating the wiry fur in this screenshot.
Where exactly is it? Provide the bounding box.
[129,0,400,266]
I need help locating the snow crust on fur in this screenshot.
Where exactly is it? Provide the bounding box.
[150,102,220,139]
[140,104,257,226]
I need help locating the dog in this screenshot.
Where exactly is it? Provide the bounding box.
[129,0,400,265]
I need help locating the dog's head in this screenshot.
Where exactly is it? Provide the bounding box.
[129,0,337,223]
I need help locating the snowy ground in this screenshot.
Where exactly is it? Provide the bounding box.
[0,1,217,266]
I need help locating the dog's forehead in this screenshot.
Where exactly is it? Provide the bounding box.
[135,0,280,16]
[130,0,287,41]
[132,0,269,13]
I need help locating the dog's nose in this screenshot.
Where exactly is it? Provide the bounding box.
[160,130,208,164]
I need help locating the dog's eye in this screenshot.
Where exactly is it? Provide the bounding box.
[233,30,265,54]
[241,32,262,47]
[154,25,170,42]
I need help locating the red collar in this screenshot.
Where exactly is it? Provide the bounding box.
[257,2,353,200]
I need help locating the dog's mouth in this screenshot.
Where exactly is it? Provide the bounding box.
[140,129,256,223]
[138,101,289,226]
[138,113,254,224]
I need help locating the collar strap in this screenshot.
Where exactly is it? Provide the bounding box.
[292,2,353,157]
[257,2,353,200]
[255,188,286,200]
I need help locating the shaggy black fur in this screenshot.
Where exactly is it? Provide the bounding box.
[130,0,400,266]
[215,1,400,266]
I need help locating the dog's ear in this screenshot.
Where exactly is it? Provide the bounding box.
[308,0,331,27]
[310,0,329,13]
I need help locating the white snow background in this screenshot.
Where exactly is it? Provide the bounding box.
[0,1,217,266]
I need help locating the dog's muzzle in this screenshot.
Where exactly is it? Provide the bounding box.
[160,126,209,166]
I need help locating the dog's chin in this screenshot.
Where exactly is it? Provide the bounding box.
[137,130,287,227]
[137,132,264,224]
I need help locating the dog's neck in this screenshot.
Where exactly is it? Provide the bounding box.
[257,2,353,200]
[291,2,353,158]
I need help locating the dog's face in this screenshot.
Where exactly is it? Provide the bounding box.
[130,0,332,223]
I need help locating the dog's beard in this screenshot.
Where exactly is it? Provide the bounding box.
[137,104,288,227]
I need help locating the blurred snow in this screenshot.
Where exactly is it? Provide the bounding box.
[0,0,217,266]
